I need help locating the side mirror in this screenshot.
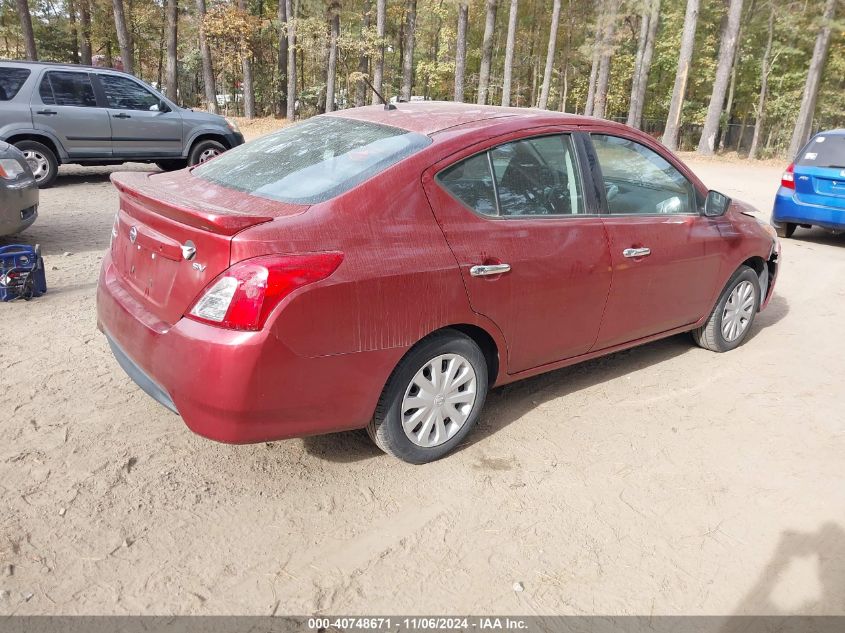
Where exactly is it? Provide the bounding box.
[704,190,731,217]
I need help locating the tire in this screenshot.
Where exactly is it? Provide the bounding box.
[156,159,188,171]
[692,265,761,353]
[367,330,489,464]
[774,222,796,238]
[187,139,226,166]
[15,140,59,188]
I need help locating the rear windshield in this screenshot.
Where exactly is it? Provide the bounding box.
[797,134,845,168]
[0,68,31,101]
[193,117,431,204]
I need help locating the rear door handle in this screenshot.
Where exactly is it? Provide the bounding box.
[36,109,57,116]
[623,247,651,258]
[470,263,511,277]
[113,113,131,119]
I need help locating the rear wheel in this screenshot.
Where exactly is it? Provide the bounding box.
[15,140,58,188]
[774,221,796,238]
[367,330,488,464]
[188,139,226,166]
[692,266,761,353]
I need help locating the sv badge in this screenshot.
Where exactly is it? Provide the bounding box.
[192,262,207,272]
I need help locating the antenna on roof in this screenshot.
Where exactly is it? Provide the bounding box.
[359,75,396,111]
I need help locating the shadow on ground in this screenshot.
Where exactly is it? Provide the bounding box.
[720,523,845,627]
[304,293,789,463]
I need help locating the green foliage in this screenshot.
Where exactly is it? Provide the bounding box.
[3,0,844,156]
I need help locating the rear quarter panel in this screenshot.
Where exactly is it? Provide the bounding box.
[230,146,504,365]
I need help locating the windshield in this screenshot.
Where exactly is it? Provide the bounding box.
[796,134,845,168]
[193,117,431,204]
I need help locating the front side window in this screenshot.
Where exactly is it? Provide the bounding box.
[99,75,161,110]
[0,68,30,101]
[193,117,431,204]
[591,134,697,215]
[39,71,97,107]
[437,134,585,217]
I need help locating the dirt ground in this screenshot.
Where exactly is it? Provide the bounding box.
[1,145,845,616]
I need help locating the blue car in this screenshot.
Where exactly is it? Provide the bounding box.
[772,130,845,238]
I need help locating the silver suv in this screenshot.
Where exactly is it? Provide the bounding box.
[0,60,244,187]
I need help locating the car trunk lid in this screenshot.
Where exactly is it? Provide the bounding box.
[110,171,307,325]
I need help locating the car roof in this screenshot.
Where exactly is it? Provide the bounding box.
[813,129,845,137]
[0,59,133,78]
[327,101,601,136]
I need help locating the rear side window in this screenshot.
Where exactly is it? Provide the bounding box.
[437,153,498,216]
[797,134,845,168]
[437,134,585,217]
[0,68,30,100]
[193,117,431,204]
[39,71,97,107]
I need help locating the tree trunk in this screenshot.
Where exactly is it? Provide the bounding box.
[538,0,561,109]
[355,0,371,106]
[165,0,178,102]
[627,0,659,128]
[16,0,38,60]
[372,0,387,104]
[501,0,519,106]
[277,0,287,115]
[454,2,469,102]
[237,0,255,118]
[584,2,606,116]
[718,45,740,151]
[749,5,774,160]
[112,0,133,73]
[592,0,618,119]
[68,0,80,63]
[697,0,743,154]
[79,0,93,65]
[401,0,417,101]
[662,0,698,151]
[788,0,836,157]
[196,0,217,113]
[286,0,296,119]
[326,1,340,112]
[476,0,497,105]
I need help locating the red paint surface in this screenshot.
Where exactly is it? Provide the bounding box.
[97,103,779,443]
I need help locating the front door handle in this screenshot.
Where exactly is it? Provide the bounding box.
[113,113,131,119]
[470,263,511,277]
[623,247,651,258]
[36,109,57,116]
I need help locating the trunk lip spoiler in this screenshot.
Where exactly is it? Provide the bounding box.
[111,172,275,236]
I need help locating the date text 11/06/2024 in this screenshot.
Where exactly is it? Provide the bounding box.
[307,617,529,630]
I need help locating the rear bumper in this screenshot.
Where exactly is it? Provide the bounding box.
[96,253,401,444]
[772,188,845,230]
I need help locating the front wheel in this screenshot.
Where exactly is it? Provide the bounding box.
[188,139,226,166]
[156,159,188,171]
[774,221,796,238]
[692,265,761,353]
[367,330,489,464]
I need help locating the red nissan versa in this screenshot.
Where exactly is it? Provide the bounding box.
[97,102,780,464]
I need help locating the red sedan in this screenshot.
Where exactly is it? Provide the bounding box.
[97,103,780,463]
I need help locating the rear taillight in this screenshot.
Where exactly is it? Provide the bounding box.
[781,163,795,189]
[186,252,343,331]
